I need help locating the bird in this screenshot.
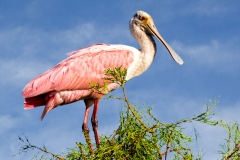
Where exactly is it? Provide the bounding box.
[22,10,183,149]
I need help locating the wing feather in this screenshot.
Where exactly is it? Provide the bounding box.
[22,44,134,98]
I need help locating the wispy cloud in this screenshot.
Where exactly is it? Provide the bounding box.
[171,39,240,74]
[0,22,132,87]
[0,58,52,86]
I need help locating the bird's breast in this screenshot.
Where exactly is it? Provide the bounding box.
[126,48,154,80]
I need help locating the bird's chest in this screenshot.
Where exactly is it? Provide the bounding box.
[126,53,153,80]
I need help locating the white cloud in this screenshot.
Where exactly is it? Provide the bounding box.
[0,58,52,86]
[53,23,95,46]
[0,21,132,87]
[171,39,240,74]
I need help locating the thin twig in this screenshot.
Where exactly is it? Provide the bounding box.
[226,142,240,160]
[18,136,64,159]
[76,142,87,160]
[82,130,94,154]
[122,87,149,130]
[110,130,119,143]
[164,126,175,160]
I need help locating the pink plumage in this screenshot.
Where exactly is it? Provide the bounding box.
[22,11,184,148]
[22,44,134,119]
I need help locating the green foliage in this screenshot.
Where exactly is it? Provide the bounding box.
[103,66,128,87]
[218,121,240,159]
[17,67,240,160]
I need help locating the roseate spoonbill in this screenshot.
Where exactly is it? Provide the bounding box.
[22,11,183,147]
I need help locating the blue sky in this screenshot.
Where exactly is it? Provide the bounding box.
[0,0,240,159]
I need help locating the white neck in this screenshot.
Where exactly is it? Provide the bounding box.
[138,33,157,69]
[125,19,157,80]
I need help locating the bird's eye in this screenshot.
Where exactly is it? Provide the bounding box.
[139,16,146,21]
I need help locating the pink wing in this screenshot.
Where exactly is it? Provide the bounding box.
[22,44,134,98]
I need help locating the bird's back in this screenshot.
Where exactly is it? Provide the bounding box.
[22,44,135,99]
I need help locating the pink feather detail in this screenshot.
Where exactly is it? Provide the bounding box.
[22,44,134,119]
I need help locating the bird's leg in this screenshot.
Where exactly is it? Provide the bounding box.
[82,100,94,153]
[91,99,100,147]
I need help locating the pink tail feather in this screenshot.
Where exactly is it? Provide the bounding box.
[41,96,56,120]
[24,94,47,109]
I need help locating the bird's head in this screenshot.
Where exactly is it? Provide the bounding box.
[130,11,183,65]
